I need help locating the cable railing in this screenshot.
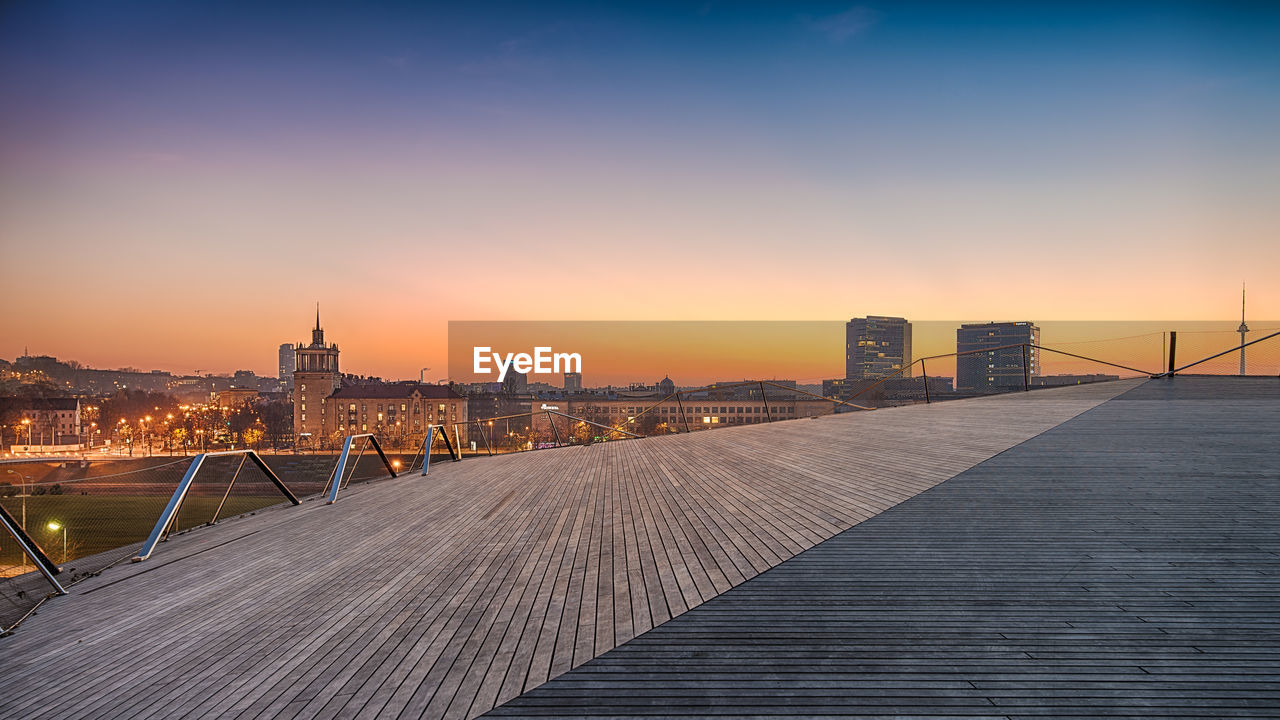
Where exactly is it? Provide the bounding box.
[1157,328,1280,377]
[1,328,1274,633]
[133,450,300,561]
[438,381,872,459]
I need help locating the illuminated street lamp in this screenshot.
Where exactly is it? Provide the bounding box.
[47,521,67,563]
[22,418,32,446]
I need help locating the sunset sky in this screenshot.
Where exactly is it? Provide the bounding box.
[1,1,1277,379]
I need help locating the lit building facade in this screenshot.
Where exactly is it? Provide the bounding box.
[292,310,341,443]
[846,316,913,379]
[956,321,1041,392]
[328,383,466,448]
[291,312,466,448]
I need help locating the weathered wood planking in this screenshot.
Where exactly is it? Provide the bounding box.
[487,377,1280,719]
[0,381,1139,720]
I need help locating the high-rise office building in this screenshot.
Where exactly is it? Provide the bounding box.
[956,321,1040,392]
[278,343,296,387]
[564,372,583,392]
[846,316,912,379]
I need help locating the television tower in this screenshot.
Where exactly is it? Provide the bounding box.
[1237,283,1249,376]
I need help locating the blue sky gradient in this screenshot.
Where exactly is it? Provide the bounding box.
[1,1,1277,375]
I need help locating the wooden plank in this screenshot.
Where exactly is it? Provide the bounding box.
[487,378,1280,718]
[0,379,1142,720]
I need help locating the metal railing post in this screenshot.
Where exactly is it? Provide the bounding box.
[479,421,494,456]
[327,433,397,503]
[326,436,356,504]
[137,453,206,560]
[547,410,643,439]
[438,423,460,461]
[0,503,64,594]
[210,453,248,525]
[1164,328,1279,376]
[920,359,931,404]
[134,449,298,561]
[1167,331,1177,376]
[675,392,691,433]
[1021,344,1031,392]
[421,425,435,476]
[760,381,772,422]
[546,410,563,446]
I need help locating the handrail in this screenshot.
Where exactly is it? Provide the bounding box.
[1155,329,1280,377]
[760,380,874,411]
[843,340,1156,403]
[326,434,397,504]
[0,503,65,595]
[841,359,921,404]
[546,409,645,440]
[419,424,462,476]
[134,450,299,562]
[1033,344,1157,377]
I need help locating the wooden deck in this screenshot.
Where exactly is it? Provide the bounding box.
[0,381,1139,719]
[488,377,1280,718]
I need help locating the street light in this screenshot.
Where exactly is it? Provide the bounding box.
[47,521,67,563]
[22,418,32,447]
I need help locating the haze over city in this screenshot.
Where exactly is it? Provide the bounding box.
[2,1,1278,378]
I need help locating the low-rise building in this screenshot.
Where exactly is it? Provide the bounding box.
[0,396,81,446]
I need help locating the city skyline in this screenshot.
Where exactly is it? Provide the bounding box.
[2,2,1279,379]
[5,315,1275,388]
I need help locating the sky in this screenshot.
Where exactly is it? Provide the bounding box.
[1,1,1278,379]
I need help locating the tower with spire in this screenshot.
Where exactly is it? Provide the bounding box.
[1238,284,1249,376]
[293,305,341,443]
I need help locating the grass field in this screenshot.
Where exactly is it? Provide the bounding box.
[0,451,422,574]
[0,494,292,572]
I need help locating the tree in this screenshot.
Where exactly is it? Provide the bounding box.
[256,400,293,448]
[571,420,593,444]
[227,402,255,445]
[242,428,264,450]
[171,427,189,453]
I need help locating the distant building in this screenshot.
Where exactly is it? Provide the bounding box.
[293,309,342,442]
[956,322,1040,392]
[290,311,467,449]
[846,316,912,380]
[1031,373,1119,388]
[231,369,262,389]
[564,372,582,392]
[0,396,81,446]
[658,375,675,396]
[278,344,296,387]
[329,383,466,447]
[467,391,532,424]
[824,376,954,407]
[502,371,528,395]
[216,387,259,408]
[556,393,831,433]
